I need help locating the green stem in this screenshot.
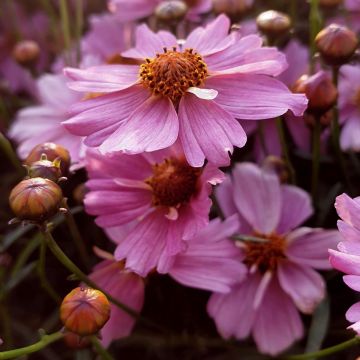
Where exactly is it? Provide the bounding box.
[282,336,360,360]
[90,336,114,360]
[311,116,321,203]
[0,133,23,174]
[275,117,296,184]
[59,0,72,65]
[309,0,321,73]
[0,331,63,359]
[75,0,83,66]
[0,301,13,349]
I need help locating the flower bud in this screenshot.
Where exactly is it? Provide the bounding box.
[262,156,289,183]
[319,0,343,7]
[256,10,291,41]
[315,24,358,66]
[9,178,63,222]
[60,287,110,336]
[293,72,337,115]
[303,109,333,128]
[12,40,40,67]
[25,143,71,175]
[212,0,252,19]
[155,1,188,22]
[63,333,91,349]
[28,156,63,182]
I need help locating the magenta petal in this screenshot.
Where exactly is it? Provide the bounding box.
[329,249,360,275]
[276,185,313,234]
[338,220,360,242]
[335,193,360,230]
[206,73,308,119]
[178,94,247,167]
[99,96,178,154]
[253,277,303,356]
[278,261,325,314]
[232,162,281,234]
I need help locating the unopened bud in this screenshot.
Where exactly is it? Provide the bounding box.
[63,332,91,349]
[262,156,289,183]
[304,109,333,128]
[256,10,291,41]
[60,287,110,336]
[293,72,337,115]
[315,24,358,66]
[319,0,343,7]
[25,143,71,175]
[28,155,63,182]
[9,178,63,222]
[212,0,252,19]
[12,40,40,67]
[155,1,188,22]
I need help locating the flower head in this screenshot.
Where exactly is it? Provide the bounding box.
[84,145,223,276]
[64,15,307,167]
[208,163,340,355]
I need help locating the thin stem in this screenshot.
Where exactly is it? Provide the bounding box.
[311,116,321,203]
[0,133,23,174]
[90,336,114,360]
[0,301,13,349]
[282,336,360,360]
[37,239,61,303]
[0,331,63,359]
[41,228,165,333]
[75,0,83,66]
[59,0,72,65]
[290,0,297,24]
[309,0,321,73]
[257,122,269,158]
[275,117,296,184]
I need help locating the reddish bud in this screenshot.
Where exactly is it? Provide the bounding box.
[9,178,63,222]
[60,287,110,336]
[303,109,333,128]
[315,24,358,66]
[256,10,291,40]
[63,332,91,349]
[155,1,188,22]
[25,143,71,175]
[319,0,343,7]
[262,156,289,183]
[28,155,63,182]
[293,72,337,115]
[12,40,40,66]
[212,0,252,18]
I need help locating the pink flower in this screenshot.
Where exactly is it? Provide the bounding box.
[345,0,360,32]
[84,145,223,276]
[89,258,145,347]
[63,15,307,167]
[329,193,360,334]
[339,65,360,151]
[8,74,86,169]
[108,0,212,22]
[208,163,340,356]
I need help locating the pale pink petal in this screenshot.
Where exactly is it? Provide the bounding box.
[285,112,312,152]
[346,302,360,323]
[338,220,360,242]
[276,185,313,234]
[341,117,360,151]
[206,73,308,119]
[232,162,281,234]
[329,249,360,275]
[108,0,156,22]
[214,177,237,217]
[187,87,218,100]
[178,94,247,167]
[343,275,360,291]
[253,271,273,309]
[287,229,340,269]
[253,277,303,356]
[99,96,178,154]
[335,193,360,230]
[278,261,325,314]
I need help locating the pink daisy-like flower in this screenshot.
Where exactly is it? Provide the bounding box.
[108,0,212,22]
[339,65,360,151]
[8,74,86,169]
[329,193,360,334]
[63,15,307,167]
[84,145,223,276]
[207,163,340,355]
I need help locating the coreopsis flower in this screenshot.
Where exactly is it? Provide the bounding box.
[108,0,212,22]
[64,15,307,167]
[8,74,86,170]
[84,145,223,276]
[89,257,145,347]
[329,193,360,334]
[208,163,340,356]
[339,65,360,151]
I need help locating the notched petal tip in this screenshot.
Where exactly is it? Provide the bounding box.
[187,87,219,100]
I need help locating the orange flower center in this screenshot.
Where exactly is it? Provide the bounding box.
[140,47,208,102]
[145,157,201,207]
[244,233,287,273]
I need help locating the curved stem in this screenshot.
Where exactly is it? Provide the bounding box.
[90,336,114,360]
[0,331,63,360]
[282,336,360,360]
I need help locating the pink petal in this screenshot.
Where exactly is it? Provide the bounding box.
[214,177,238,217]
[206,73,308,119]
[232,162,281,234]
[108,0,155,22]
[346,302,360,323]
[253,277,303,356]
[287,229,341,269]
[276,185,313,234]
[278,261,325,314]
[178,94,247,167]
[335,193,360,230]
[99,96,178,154]
[343,275,360,291]
[329,249,360,275]
[338,220,360,242]
[285,112,312,152]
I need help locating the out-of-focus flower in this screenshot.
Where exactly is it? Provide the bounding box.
[8,74,86,170]
[84,145,223,276]
[208,163,340,356]
[60,287,111,336]
[108,0,212,22]
[256,10,291,42]
[344,1,360,32]
[212,0,253,19]
[64,15,307,167]
[339,65,360,151]
[329,193,360,334]
[89,259,145,347]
